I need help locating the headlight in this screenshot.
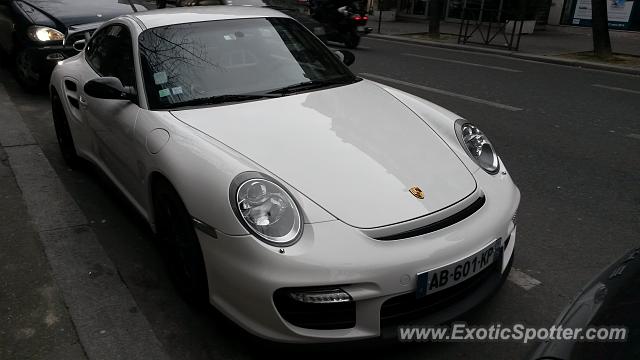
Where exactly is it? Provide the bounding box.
[455,120,500,174]
[27,26,65,42]
[230,173,302,246]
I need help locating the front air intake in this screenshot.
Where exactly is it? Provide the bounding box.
[273,287,356,330]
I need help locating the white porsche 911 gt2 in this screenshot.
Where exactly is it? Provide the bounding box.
[50,6,520,343]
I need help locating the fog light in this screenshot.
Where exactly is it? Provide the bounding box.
[288,288,352,304]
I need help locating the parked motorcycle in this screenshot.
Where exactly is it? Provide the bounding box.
[310,0,372,48]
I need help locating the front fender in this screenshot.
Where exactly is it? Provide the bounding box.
[137,111,335,236]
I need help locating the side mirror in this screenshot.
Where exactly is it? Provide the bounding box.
[334,50,355,66]
[73,39,86,52]
[84,77,136,101]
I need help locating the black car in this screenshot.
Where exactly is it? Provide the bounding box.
[531,247,640,360]
[0,0,146,88]
[175,0,328,42]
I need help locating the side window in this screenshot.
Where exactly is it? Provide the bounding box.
[85,25,136,88]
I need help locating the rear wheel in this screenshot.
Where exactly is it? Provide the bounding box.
[344,31,360,49]
[51,92,80,168]
[153,179,209,305]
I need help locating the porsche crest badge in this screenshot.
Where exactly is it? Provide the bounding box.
[409,186,425,200]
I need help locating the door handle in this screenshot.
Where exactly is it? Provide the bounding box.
[79,95,88,109]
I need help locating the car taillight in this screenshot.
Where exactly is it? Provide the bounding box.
[353,15,362,21]
[363,15,369,20]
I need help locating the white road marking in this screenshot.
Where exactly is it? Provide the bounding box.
[508,268,542,290]
[593,84,640,95]
[403,53,522,73]
[626,133,640,140]
[361,73,523,111]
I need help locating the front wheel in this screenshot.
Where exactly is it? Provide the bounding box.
[14,49,41,91]
[153,180,209,305]
[344,31,360,49]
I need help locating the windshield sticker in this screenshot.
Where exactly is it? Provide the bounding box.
[223,34,237,41]
[153,71,168,85]
[158,89,171,98]
[259,28,274,37]
[171,87,183,95]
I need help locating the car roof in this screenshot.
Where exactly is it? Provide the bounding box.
[131,6,289,29]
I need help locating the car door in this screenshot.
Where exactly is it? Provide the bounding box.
[82,23,142,200]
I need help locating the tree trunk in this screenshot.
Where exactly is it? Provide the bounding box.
[591,0,612,58]
[428,0,442,37]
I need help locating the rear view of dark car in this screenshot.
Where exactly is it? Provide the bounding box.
[175,0,328,42]
[0,0,146,89]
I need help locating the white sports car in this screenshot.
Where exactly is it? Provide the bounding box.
[50,6,520,343]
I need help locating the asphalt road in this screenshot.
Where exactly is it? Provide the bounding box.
[1,36,639,359]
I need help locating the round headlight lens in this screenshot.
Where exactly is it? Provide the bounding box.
[235,178,302,245]
[27,26,65,42]
[456,122,500,174]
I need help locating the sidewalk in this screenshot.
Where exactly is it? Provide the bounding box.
[367,18,640,73]
[0,76,170,360]
[0,92,87,359]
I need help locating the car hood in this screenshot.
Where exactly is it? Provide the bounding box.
[171,80,477,229]
[18,0,145,27]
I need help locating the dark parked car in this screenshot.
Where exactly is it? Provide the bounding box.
[175,0,328,42]
[0,0,146,88]
[531,247,640,360]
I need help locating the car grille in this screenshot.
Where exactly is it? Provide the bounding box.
[380,261,498,326]
[375,195,486,241]
[273,288,356,330]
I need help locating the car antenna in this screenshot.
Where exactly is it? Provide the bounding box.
[125,0,138,12]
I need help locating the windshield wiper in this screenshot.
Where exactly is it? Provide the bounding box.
[171,93,280,108]
[267,77,355,95]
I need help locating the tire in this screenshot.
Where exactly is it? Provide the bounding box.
[153,179,209,305]
[51,92,80,168]
[14,49,41,91]
[344,31,360,49]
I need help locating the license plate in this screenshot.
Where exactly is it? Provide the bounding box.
[416,240,500,298]
[357,26,365,32]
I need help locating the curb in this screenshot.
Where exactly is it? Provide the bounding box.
[0,82,170,360]
[367,34,640,76]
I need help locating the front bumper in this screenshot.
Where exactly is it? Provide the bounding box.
[19,45,79,78]
[197,164,520,343]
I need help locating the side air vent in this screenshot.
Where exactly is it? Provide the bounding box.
[65,80,77,92]
[67,96,79,109]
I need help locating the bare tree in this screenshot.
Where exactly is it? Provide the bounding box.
[591,0,612,58]
[428,0,443,37]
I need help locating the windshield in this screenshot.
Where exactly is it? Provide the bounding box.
[138,17,358,110]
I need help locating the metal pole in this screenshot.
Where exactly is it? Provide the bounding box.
[378,0,383,33]
[126,0,138,12]
[515,19,524,50]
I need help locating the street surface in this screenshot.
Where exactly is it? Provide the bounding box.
[1,36,639,359]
